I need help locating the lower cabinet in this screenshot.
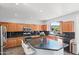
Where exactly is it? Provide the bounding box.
[15,39,22,46]
[5,37,22,48]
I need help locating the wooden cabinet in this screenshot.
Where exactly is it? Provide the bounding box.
[36,25,39,31]
[33,24,37,31]
[5,39,16,48]
[0,22,8,28]
[7,23,16,32]
[16,39,22,46]
[0,22,48,32]
[0,22,24,32]
[15,24,23,31]
[60,21,74,32]
[41,25,47,31]
[5,37,22,48]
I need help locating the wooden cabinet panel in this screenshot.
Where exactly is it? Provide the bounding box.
[15,39,21,46]
[0,22,48,32]
[6,39,16,48]
[30,24,34,31]
[0,22,24,32]
[41,25,47,31]
[23,24,31,28]
[60,21,74,32]
[39,25,42,31]
[7,23,16,32]
[0,22,8,28]
[15,24,23,31]
[36,25,40,31]
[33,25,37,31]
[5,37,22,48]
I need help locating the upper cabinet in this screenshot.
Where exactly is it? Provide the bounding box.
[7,23,16,32]
[41,25,47,31]
[60,21,74,33]
[0,22,48,32]
[15,24,23,31]
[0,22,23,32]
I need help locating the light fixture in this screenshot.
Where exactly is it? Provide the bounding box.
[23,3,27,5]
[40,10,43,12]
[14,13,18,17]
[16,3,19,5]
[67,9,70,11]
[30,16,33,19]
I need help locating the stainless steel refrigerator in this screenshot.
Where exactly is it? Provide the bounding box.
[0,26,7,55]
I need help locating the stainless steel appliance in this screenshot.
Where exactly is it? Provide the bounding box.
[23,27,32,42]
[22,27,36,55]
[0,26,7,55]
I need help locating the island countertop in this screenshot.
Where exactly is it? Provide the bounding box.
[30,37,64,51]
[5,35,67,51]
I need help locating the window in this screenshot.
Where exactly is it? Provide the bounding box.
[50,21,60,34]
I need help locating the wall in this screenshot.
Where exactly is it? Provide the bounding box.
[74,13,79,54]
[0,18,43,25]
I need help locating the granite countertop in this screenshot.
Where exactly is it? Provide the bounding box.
[30,37,64,51]
[7,35,40,39]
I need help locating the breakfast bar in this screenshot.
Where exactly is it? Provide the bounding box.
[4,35,68,55]
[29,36,64,55]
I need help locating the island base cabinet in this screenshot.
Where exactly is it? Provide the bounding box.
[33,49,64,55]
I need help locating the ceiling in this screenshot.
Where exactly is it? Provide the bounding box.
[0,3,79,20]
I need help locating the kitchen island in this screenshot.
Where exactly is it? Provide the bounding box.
[5,35,65,55]
[29,36,64,55]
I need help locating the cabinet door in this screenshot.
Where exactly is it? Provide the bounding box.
[39,25,42,31]
[7,23,16,32]
[5,39,16,48]
[15,38,21,46]
[0,22,8,28]
[15,24,23,31]
[5,38,22,48]
[33,25,36,31]
[41,25,47,31]
[61,21,74,32]
[36,25,39,31]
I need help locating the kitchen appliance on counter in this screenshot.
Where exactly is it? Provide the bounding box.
[0,26,7,55]
[23,27,32,43]
[22,27,37,55]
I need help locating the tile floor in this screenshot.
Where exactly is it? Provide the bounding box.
[5,46,25,55]
[4,46,74,55]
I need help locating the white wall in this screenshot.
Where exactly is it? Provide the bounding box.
[0,18,43,25]
[74,14,79,54]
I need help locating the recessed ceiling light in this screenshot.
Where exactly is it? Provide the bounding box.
[67,9,70,11]
[14,13,18,16]
[23,3,27,5]
[30,16,33,19]
[16,3,19,5]
[40,10,43,12]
